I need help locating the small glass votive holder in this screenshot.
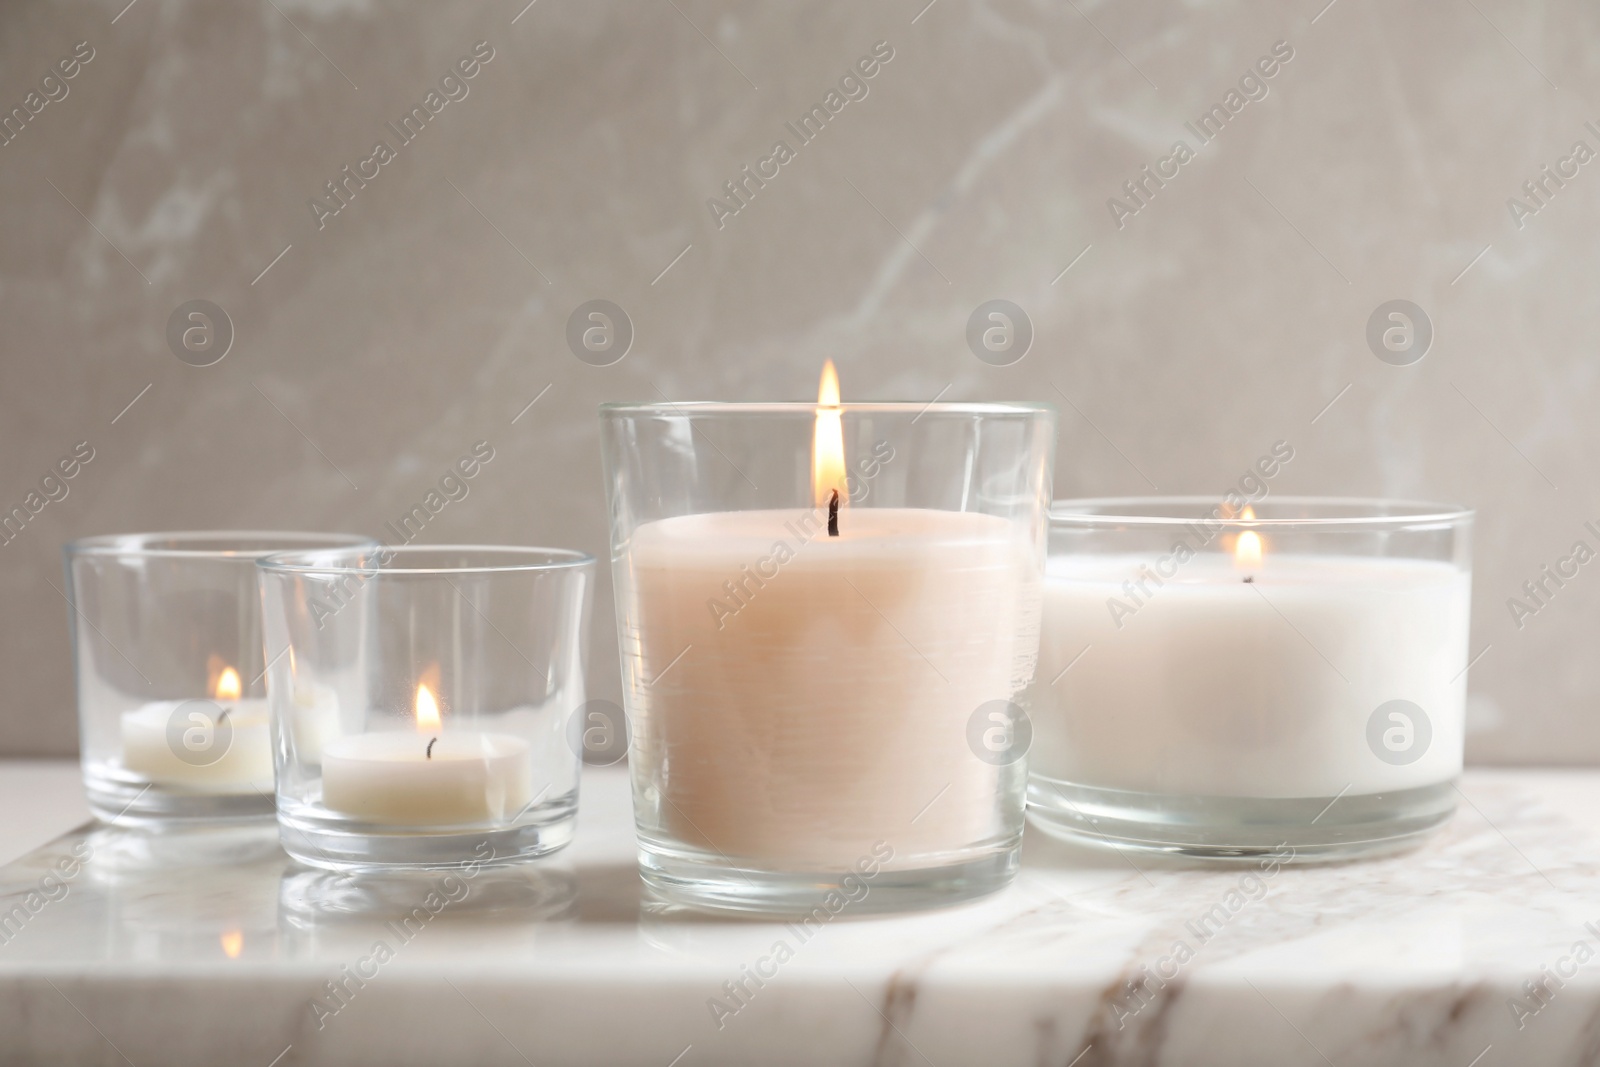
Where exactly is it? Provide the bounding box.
[600,398,1056,913]
[1029,496,1474,861]
[257,545,593,872]
[64,531,372,825]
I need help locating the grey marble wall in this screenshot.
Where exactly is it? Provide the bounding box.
[1,0,1595,762]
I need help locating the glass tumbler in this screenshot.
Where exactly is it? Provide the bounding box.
[1030,496,1474,860]
[600,400,1056,913]
[64,531,372,825]
[258,545,593,872]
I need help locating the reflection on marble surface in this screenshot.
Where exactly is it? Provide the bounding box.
[278,864,578,930]
[4,767,1600,1065]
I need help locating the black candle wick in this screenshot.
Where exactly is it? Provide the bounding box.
[426,737,437,760]
[827,489,840,537]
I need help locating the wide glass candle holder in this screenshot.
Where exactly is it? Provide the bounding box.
[64,531,371,825]
[600,385,1055,913]
[257,545,593,872]
[1030,497,1474,860]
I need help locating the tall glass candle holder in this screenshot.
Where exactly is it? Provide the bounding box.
[600,390,1055,913]
[1030,497,1474,860]
[64,532,372,825]
[258,545,592,872]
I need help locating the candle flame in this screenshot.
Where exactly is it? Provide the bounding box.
[811,360,848,510]
[1233,505,1263,572]
[220,930,243,959]
[213,666,241,703]
[414,680,442,733]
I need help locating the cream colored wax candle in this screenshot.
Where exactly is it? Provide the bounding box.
[625,506,1038,869]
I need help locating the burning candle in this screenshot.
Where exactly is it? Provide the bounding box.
[319,676,534,826]
[618,364,1045,875]
[120,663,275,791]
[67,530,376,823]
[1029,496,1473,856]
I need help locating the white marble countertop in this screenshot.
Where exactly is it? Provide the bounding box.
[3,761,1600,1066]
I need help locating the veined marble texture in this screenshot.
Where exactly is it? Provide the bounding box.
[2,1,1600,763]
[3,766,1600,1066]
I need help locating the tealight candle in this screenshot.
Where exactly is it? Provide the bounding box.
[119,665,274,792]
[321,681,533,825]
[65,531,374,824]
[259,544,592,871]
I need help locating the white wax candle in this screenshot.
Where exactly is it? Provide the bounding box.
[626,507,1039,868]
[120,699,274,792]
[320,731,534,825]
[1033,553,1470,798]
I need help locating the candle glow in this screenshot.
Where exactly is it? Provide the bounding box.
[414,679,442,733]
[213,665,241,703]
[1233,505,1263,573]
[811,360,848,510]
[220,930,243,959]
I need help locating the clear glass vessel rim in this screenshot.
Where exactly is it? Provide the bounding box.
[599,400,1055,418]
[258,543,595,577]
[1050,495,1474,529]
[64,530,374,560]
